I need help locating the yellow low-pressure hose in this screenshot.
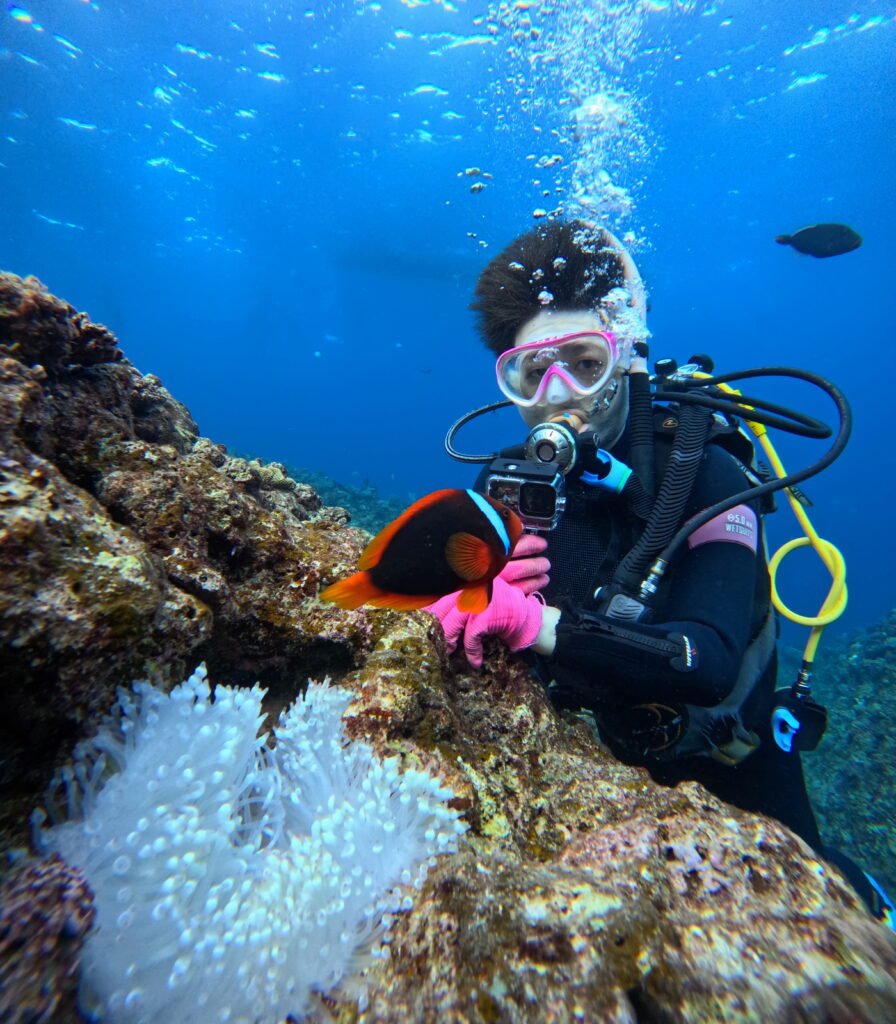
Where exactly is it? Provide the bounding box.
[710,378,848,669]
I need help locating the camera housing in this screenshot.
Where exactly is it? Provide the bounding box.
[485,458,566,532]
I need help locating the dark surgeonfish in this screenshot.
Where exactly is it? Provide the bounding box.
[320,488,524,613]
[775,223,862,258]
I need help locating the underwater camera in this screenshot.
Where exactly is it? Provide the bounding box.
[445,408,577,532]
[485,457,566,532]
[484,420,579,531]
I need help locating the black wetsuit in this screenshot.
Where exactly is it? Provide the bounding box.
[480,429,824,847]
[476,413,884,914]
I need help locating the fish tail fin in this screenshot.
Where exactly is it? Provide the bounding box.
[774,235,791,245]
[320,571,382,609]
[456,582,492,614]
[320,573,441,612]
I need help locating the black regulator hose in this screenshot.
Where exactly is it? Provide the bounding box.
[642,367,852,595]
[652,387,830,438]
[613,401,713,592]
[627,371,656,498]
[620,472,654,521]
[444,400,512,463]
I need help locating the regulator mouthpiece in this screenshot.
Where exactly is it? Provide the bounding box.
[523,420,579,475]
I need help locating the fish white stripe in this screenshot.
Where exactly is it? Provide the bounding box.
[465,489,510,554]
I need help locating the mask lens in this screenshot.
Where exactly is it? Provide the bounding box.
[517,346,560,399]
[561,341,609,388]
[497,332,616,406]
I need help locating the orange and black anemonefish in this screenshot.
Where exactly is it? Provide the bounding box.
[319,488,523,614]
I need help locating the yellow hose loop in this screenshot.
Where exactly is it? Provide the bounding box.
[681,368,849,667]
[767,536,848,627]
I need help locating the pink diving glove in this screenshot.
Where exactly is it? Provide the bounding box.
[498,532,551,594]
[426,576,544,668]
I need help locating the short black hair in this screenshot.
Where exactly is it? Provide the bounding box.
[471,219,627,355]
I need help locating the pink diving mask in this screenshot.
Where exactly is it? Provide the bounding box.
[495,330,620,408]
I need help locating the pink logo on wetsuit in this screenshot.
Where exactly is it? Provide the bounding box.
[687,504,757,553]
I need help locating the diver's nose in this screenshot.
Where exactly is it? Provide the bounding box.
[544,369,574,403]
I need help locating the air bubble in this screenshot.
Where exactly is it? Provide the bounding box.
[124,988,144,1010]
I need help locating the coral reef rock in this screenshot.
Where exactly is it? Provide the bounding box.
[334,640,896,1024]
[797,610,896,897]
[0,272,377,843]
[2,273,896,1023]
[280,460,412,536]
[0,853,95,1024]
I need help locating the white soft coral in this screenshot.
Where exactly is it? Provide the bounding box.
[35,665,465,1024]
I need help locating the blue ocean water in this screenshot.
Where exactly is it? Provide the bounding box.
[1,0,893,638]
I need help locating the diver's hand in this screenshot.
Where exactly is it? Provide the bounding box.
[459,577,544,668]
[424,592,471,655]
[498,533,551,595]
[425,579,555,667]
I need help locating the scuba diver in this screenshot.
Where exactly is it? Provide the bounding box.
[427,218,894,926]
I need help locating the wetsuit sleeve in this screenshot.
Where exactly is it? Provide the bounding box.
[549,445,761,706]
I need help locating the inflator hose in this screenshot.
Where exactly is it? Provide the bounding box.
[614,401,713,591]
[626,371,656,499]
[620,473,654,520]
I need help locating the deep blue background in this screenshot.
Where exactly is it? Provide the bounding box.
[1,0,893,637]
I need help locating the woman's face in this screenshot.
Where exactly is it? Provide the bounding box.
[510,309,630,446]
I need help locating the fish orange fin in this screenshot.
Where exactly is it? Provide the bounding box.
[445,532,492,582]
[456,583,491,614]
[358,489,460,570]
[319,572,384,609]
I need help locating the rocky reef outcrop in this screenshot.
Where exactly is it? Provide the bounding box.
[2,272,895,1023]
[794,612,896,898]
[0,273,382,844]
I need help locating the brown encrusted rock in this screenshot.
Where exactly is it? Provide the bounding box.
[0,272,368,846]
[88,434,379,694]
[0,854,94,1024]
[0,270,198,497]
[332,641,896,1023]
[0,273,121,372]
[367,828,896,1023]
[0,446,210,815]
[219,453,324,522]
